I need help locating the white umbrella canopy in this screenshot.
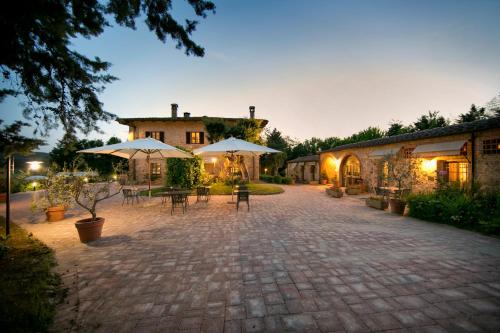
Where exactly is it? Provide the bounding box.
[193,137,280,156]
[78,138,192,197]
[193,137,281,202]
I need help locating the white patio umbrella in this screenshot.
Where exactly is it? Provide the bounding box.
[193,137,281,202]
[78,138,192,197]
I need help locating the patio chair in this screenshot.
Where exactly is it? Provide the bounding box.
[196,186,210,203]
[236,189,250,211]
[171,193,188,215]
[122,188,139,205]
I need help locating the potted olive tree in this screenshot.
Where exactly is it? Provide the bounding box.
[320,171,328,185]
[32,169,74,221]
[386,154,417,215]
[72,173,122,243]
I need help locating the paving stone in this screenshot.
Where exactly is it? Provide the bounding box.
[5,185,499,333]
[362,312,402,331]
[245,298,266,318]
[282,314,318,331]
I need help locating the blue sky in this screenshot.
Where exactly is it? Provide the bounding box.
[2,0,500,151]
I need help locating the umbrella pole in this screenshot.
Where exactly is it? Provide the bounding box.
[147,154,151,198]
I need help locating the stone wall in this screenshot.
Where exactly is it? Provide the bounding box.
[320,128,500,193]
[287,161,319,183]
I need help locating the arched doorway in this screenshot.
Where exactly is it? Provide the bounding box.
[340,155,361,187]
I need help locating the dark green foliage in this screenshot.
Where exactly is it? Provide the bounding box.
[457,104,488,123]
[1,0,215,136]
[227,118,263,144]
[407,187,500,235]
[260,174,292,184]
[262,128,288,175]
[0,120,45,160]
[0,220,62,332]
[204,119,227,143]
[49,136,123,176]
[387,121,415,136]
[413,111,449,131]
[165,156,204,189]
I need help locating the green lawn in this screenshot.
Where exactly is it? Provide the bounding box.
[141,183,284,196]
[0,218,62,332]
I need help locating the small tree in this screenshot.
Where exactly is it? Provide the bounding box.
[385,154,419,200]
[32,168,74,211]
[72,172,122,222]
[165,156,204,189]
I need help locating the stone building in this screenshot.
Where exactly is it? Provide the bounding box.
[117,104,268,184]
[286,155,320,184]
[319,117,500,193]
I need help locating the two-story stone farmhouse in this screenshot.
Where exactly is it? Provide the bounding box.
[117,104,268,184]
[319,117,500,192]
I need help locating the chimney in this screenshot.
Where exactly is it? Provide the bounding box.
[183,112,190,118]
[249,106,255,119]
[171,103,178,118]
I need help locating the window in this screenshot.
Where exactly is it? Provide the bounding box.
[437,161,468,186]
[150,162,161,177]
[402,147,414,159]
[186,131,204,144]
[483,138,500,154]
[145,131,164,142]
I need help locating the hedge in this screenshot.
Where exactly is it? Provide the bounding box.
[407,187,500,235]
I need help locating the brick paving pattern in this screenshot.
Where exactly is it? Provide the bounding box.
[6,185,500,332]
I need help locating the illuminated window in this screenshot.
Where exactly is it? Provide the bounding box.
[150,162,161,176]
[145,131,164,142]
[186,131,204,144]
[437,161,468,186]
[483,138,500,154]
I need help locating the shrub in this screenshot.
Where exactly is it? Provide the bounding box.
[407,188,500,235]
[260,174,273,183]
[273,175,283,184]
[165,155,204,189]
[282,176,293,184]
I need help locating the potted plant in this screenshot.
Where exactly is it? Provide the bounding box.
[385,154,417,215]
[346,184,362,195]
[366,195,389,210]
[32,169,74,221]
[72,173,122,243]
[320,171,328,185]
[326,186,343,198]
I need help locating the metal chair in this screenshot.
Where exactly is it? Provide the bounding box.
[196,186,210,203]
[171,193,188,215]
[122,188,139,205]
[236,190,250,211]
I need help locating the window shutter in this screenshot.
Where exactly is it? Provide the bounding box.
[160,132,164,143]
[145,131,151,138]
[186,132,191,144]
[200,132,205,144]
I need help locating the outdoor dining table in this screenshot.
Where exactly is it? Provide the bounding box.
[158,190,192,205]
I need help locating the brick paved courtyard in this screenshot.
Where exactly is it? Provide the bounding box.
[8,185,500,332]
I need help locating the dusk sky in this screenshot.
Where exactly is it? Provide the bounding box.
[2,0,500,151]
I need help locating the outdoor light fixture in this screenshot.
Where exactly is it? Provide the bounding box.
[27,161,43,171]
[112,174,117,180]
[83,177,89,182]
[264,168,268,174]
[211,157,217,163]
[32,181,38,191]
[422,159,436,172]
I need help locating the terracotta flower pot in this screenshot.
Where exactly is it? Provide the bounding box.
[46,206,66,222]
[320,179,328,185]
[75,217,105,243]
[390,198,406,215]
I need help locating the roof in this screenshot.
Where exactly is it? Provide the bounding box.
[322,116,500,153]
[117,116,268,128]
[287,155,320,163]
